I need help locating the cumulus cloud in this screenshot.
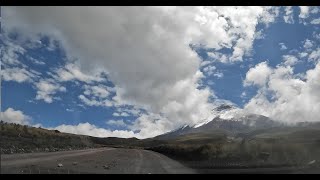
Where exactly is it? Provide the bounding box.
[0,38,40,83]
[311,18,320,25]
[284,6,294,24]
[213,72,224,79]
[1,108,31,125]
[78,83,114,107]
[282,55,299,66]
[310,7,319,14]
[78,94,113,107]
[299,6,309,19]
[244,61,320,123]
[303,39,314,50]
[2,6,278,138]
[308,48,320,63]
[1,67,38,83]
[28,56,46,65]
[244,61,273,87]
[106,119,128,127]
[114,107,142,117]
[66,108,74,112]
[203,65,216,76]
[1,40,25,66]
[112,112,130,117]
[207,52,228,63]
[35,79,66,103]
[52,63,105,83]
[52,122,135,138]
[83,84,113,99]
[279,43,288,50]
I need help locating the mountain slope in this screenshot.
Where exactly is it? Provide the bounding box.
[155,107,283,140]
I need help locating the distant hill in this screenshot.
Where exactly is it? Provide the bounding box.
[0,121,141,154]
[155,113,283,140]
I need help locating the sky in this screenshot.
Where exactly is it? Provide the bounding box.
[1,6,320,139]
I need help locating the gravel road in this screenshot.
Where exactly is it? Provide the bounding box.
[2,148,319,174]
[1,148,196,174]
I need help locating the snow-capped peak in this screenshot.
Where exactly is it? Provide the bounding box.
[193,104,245,128]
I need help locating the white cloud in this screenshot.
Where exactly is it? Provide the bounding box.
[240,91,247,98]
[311,18,320,25]
[35,79,66,103]
[52,122,136,138]
[282,55,299,66]
[259,6,280,26]
[299,6,309,19]
[244,61,273,87]
[2,6,277,138]
[83,84,112,99]
[0,39,25,66]
[1,108,31,125]
[78,94,113,107]
[303,39,313,50]
[112,112,130,117]
[310,7,319,14]
[0,35,42,84]
[28,56,46,65]
[207,52,228,63]
[53,63,105,83]
[79,84,115,107]
[284,6,294,24]
[254,30,265,40]
[115,107,142,117]
[66,108,74,112]
[244,61,320,123]
[308,48,320,63]
[299,52,309,58]
[279,43,288,50]
[203,65,216,76]
[1,67,38,83]
[106,119,127,127]
[213,72,224,78]
[200,60,211,67]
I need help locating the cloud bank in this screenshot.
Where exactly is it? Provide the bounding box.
[2,6,281,138]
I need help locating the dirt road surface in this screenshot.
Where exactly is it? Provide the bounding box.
[1,148,196,174]
[2,147,319,174]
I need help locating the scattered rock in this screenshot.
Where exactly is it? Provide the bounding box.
[308,160,316,165]
[103,165,110,169]
[57,163,63,167]
[258,152,270,161]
